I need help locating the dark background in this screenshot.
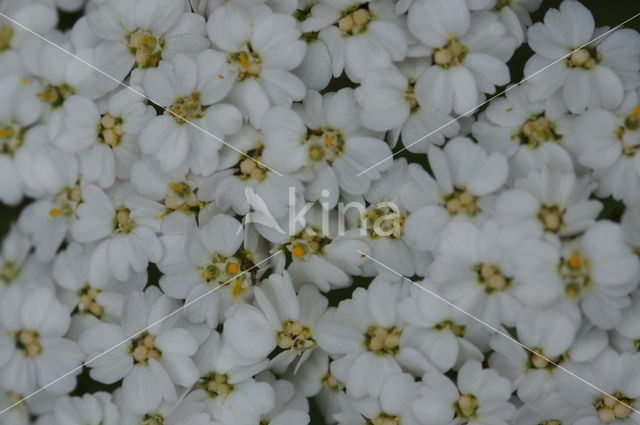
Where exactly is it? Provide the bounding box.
[0,1,638,423]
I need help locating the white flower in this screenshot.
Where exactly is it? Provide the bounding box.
[52,392,119,425]
[303,0,408,82]
[157,213,256,326]
[495,169,602,239]
[79,288,200,414]
[413,360,515,425]
[402,137,508,252]
[612,296,640,353]
[488,308,577,402]
[0,286,84,395]
[71,184,163,283]
[398,282,485,373]
[193,331,274,425]
[0,226,48,292]
[316,278,413,398]
[486,0,543,45]
[356,61,460,153]
[54,89,155,188]
[557,350,640,425]
[525,0,640,113]
[206,4,306,127]
[256,374,310,425]
[573,96,640,204]
[86,0,209,78]
[224,272,327,371]
[513,222,640,329]
[471,85,575,179]
[430,220,524,327]
[408,0,517,114]
[262,90,392,207]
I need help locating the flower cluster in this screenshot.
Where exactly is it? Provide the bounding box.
[0,0,640,424]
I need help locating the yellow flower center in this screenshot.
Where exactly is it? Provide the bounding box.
[113,207,135,234]
[370,414,400,425]
[49,184,83,219]
[0,26,13,52]
[277,320,316,351]
[142,414,164,425]
[15,330,42,357]
[538,204,564,233]
[307,128,345,164]
[595,394,635,423]
[201,373,234,399]
[475,263,510,293]
[286,227,331,260]
[321,372,345,392]
[516,115,560,148]
[560,251,591,299]
[568,48,600,70]
[229,45,262,80]
[0,261,20,284]
[443,188,480,216]
[160,181,206,217]
[0,122,25,158]
[197,251,254,299]
[455,394,478,419]
[77,286,104,318]
[98,114,124,147]
[338,8,373,36]
[127,29,163,69]
[363,204,406,239]
[528,348,560,370]
[131,333,161,363]
[37,84,75,108]
[365,326,402,356]
[169,92,205,124]
[435,320,465,337]
[434,38,468,69]
[236,145,268,181]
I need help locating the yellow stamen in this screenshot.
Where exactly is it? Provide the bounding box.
[291,244,306,258]
[49,208,64,217]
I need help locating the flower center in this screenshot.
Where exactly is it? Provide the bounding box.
[443,188,480,216]
[363,203,406,239]
[0,25,13,52]
[455,394,478,419]
[517,115,560,148]
[169,92,205,124]
[539,421,562,425]
[127,29,163,69]
[277,320,316,352]
[197,250,254,299]
[307,128,345,164]
[113,207,135,234]
[15,330,42,357]
[538,204,564,233]
[474,263,510,293]
[76,285,104,318]
[286,227,331,260]
[559,251,591,299]
[37,83,75,108]
[528,348,560,370]
[493,0,511,11]
[162,181,206,216]
[98,114,124,147]
[338,7,373,36]
[435,320,465,337]
[321,372,345,392]
[0,261,20,284]
[594,394,635,423]
[236,145,268,181]
[434,38,468,69]
[365,326,402,356]
[229,45,262,80]
[616,107,640,157]
[405,79,419,114]
[142,413,164,425]
[131,332,161,364]
[201,373,234,399]
[370,414,400,425]
[49,184,83,218]
[568,48,600,70]
[0,122,25,158]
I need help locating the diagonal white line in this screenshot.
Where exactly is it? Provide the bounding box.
[0,12,282,176]
[0,250,283,415]
[357,10,640,176]
[358,249,640,417]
